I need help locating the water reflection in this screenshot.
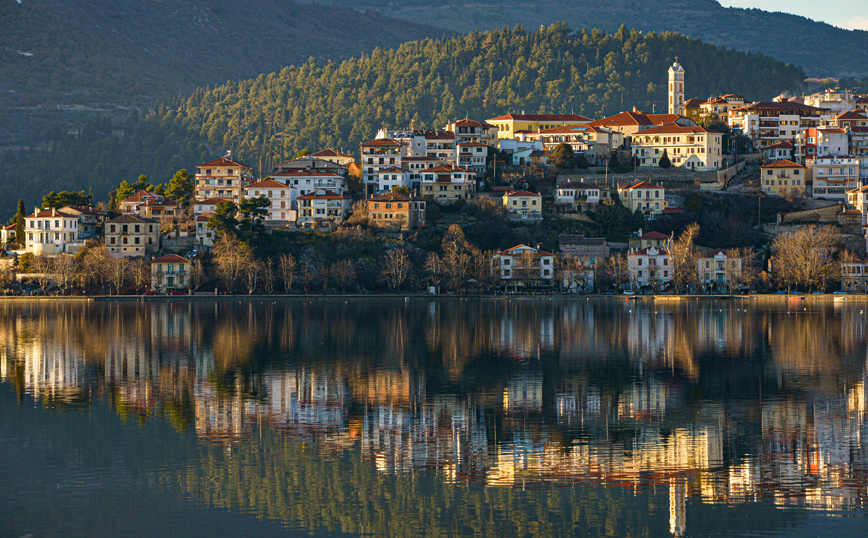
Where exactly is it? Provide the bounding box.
[1,298,867,536]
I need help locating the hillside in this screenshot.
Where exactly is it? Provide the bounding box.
[0,0,451,108]
[312,0,868,78]
[0,24,806,216]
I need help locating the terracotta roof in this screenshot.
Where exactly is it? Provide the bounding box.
[634,123,718,135]
[310,149,353,158]
[487,113,592,122]
[452,119,495,128]
[361,138,402,147]
[107,214,157,224]
[195,197,232,205]
[403,156,443,161]
[847,185,868,193]
[559,181,597,190]
[504,190,540,197]
[732,101,827,113]
[3,224,16,230]
[500,244,554,256]
[761,159,805,169]
[619,181,663,190]
[684,98,707,108]
[457,141,489,147]
[370,192,413,202]
[426,165,471,173]
[588,111,653,127]
[61,205,105,215]
[834,111,868,120]
[120,190,160,204]
[196,215,210,222]
[246,179,289,189]
[762,141,794,150]
[663,208,683,215]
[152,254,190,264]
[199,157,248,168]
[640,231,670,240]
[297,190,349,200]
[27,209,77,219]
[377,167,407,174]
[703,249,728,257]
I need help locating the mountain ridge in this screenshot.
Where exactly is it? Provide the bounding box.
[310,0,868,78]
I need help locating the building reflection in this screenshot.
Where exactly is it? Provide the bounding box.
[1,298,868,534]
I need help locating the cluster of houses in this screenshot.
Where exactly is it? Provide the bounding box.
[4,61,868,293]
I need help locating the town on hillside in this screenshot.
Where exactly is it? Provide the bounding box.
[2,62,868,296]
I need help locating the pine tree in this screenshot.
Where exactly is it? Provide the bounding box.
[659,150,671,169]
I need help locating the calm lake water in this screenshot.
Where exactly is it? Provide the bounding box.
[1,297,867,537]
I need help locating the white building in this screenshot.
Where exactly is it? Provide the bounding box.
[761,141,793,162]
[270,169,346,198]
[376,167,411,193]
[627,246,671,290]
[194,157,255,202]
[456,142,489,175]
[195,216,215,249]
[297,189,351,227]
[555,181,600,208]
[361,138,404,187]
[403,157,444,188]
[697,249,742,290]
[244,178,295,222]
[193,197,233,216]
[24,207,80,255]
[419,165,475,203]
[490,244,555,287]
[809,156,861,201]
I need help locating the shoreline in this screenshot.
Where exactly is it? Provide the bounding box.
[0,293,866,302]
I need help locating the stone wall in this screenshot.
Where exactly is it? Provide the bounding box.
[777,204,843,224]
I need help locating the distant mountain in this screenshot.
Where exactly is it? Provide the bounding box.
[0,24,806,216]
[0,0,453,108]
[311,0,868,79]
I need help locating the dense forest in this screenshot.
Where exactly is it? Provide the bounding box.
[0,0,449,109]
[0,24,806,216]
[314,0,868,78]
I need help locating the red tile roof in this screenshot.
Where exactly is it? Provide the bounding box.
[370,192,413,202]
[630,246,669,256]
[27,209,77,219]
[761,159,805,169]
[504,190,540,197]
[559,181,597,190]
[199,157,249,168]
[376,167,407,174]
[732,101,827,113]
[762,141,794,150]
[684,98,707,108]
[152,254,190,264]
[120,190,160,204]
[500,244,554,256]
[271,170,343,178]
[361,138,402,147]
[297,190,349,200]
[487,113,592,122]
[195,197,232,205]
[619,181,663,190]
[639,231,670,239]
[310,149,353,158]
[246,179,289,189]
[634,123,718,135]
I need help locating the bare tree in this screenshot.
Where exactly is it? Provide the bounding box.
[189,259,206,292]
[558,254,591,293]
[772,225,840,292]
[54,254,76,294]
[213,234,249,292]
[32,255,53,293]
[344,200,370,227]
[297,261,316,294]
[0,263,14,294]
[472,249,498,293]
[601,253,629,291]
[107,257,128,295]
[318,263,333,293]
[278,253,297,293]
[424,252,444,294]
[129,258,150,293]
[243,259,262,294]
[262,259,275,294]
[381,249,412,291]
[331,260,357,293]
[838,249,859,292]
[76,245,110,293]
[666,223,700,294]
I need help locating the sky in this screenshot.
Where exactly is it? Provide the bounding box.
[718,0,868,31]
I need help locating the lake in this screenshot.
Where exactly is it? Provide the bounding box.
[1,297,866,537]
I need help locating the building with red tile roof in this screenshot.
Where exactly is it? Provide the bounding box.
[486,113,592,140]
[151,255,191,293]
[490,244,555,287]
[631,124,723,171]
[195,156,255,203]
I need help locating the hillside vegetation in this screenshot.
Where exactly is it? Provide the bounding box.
[316,0,868,78]
[0,24,805,216]
[0,0,450,108]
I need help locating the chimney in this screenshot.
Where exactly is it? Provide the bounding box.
[633,106,638,113]
[52,208,56,216]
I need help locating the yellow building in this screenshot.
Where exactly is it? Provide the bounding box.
[503,190,543,222]
[760,160,806,197]
[150,254,191,293]
[631,124,723,171]
[617,181,668,217]
[684,99,706,123]
[195,157,255,202]
[486,113,592,140]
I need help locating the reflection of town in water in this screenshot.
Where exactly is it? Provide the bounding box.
[1,299,867,534]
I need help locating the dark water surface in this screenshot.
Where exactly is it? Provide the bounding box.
[1,297,866,537]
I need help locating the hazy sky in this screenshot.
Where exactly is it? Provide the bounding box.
[718,0,868,31]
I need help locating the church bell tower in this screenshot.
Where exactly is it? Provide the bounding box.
[668,59,685,116]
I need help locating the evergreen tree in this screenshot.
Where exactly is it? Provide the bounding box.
[165,169,195,204]
[549,143,575,168]
[608,153,621,168]
[659,150,672,169]
[14,200,25,246]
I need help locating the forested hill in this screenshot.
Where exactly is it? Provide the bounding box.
[0,0,451,108]
[313,0,868,79]
[0,24,805,216]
